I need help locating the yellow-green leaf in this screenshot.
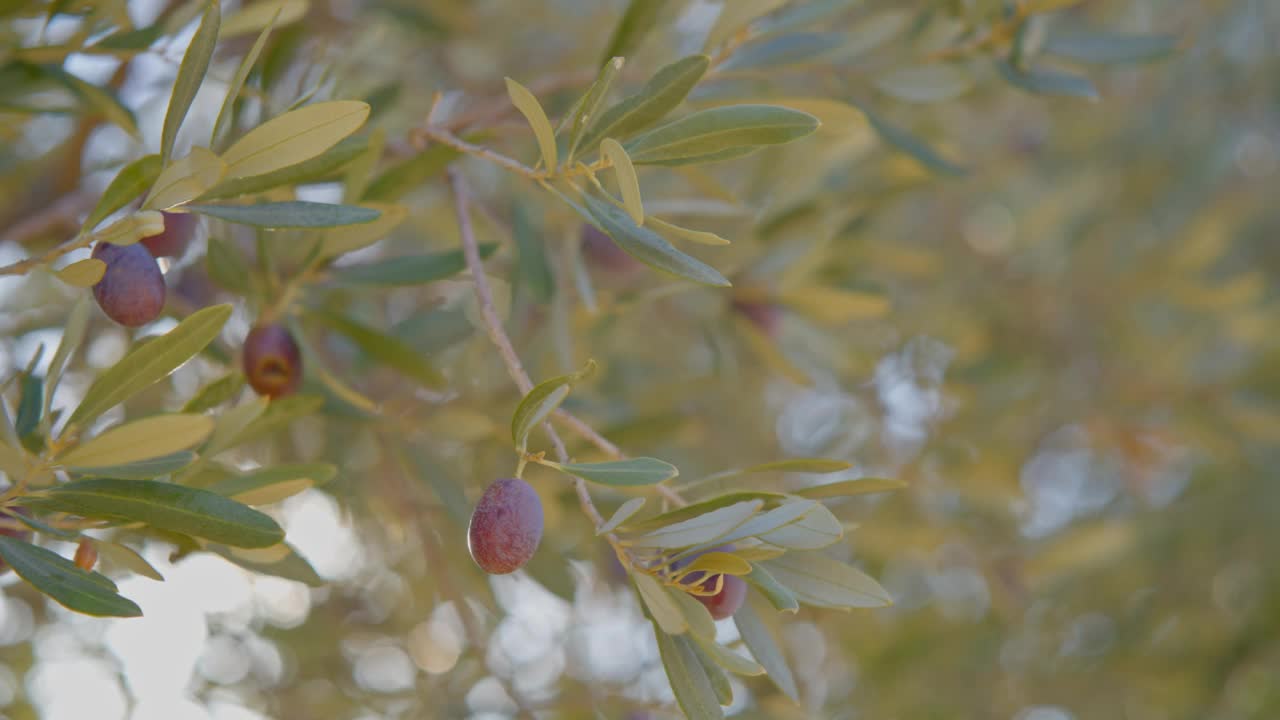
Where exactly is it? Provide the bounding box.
[874,64,974,104]
[601,139,644,224]
[628,500,762,549]
[95,539,165,581]
[219,0,307,38]
[669,585,717,640]
[504,78,558,171]
[645,216,730,246]
[565,56,624,164]
[162,0,220,163]
[54,258,105,287]
[90,210,164,247]
[779,285,890,323]
[691,633,765,676]
[317,202,407,258]
[578,55,709,153]
[634,572,687,635]
[598,497,646,535]
[58,414,214,468]
[144,147,227,210]
[794,477,907,498]
[680,551,752,577]
[624,104,819,166]
[511,359,596,449]
[761,551,892,608]
[83,154,162,232]
[219,100,370,180]
[211,2,283,147]
[734,596,799,700]
[654,629,724,719]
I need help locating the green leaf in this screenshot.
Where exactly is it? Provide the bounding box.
[210,462,336,505]
[552,457,679,487]
[743,562,799,612]
[51,66,140,139]
[1043,29,1177,64]
[206,235,250,292]
[30,478,285,548]
[669,584,718,640]
[505,78,558,171]
[67,304,232,429]
[95,539,165,580]
[70,451,197,480]
[689,639,733,706]
[583,193,730,287]
[186,201,380,228]
[83,154,162,231]
[510,359,596,449]
[144,147,227,209]
[219,100,370,180]
[201,136,369,200]
[874,64,973,103]
[578,55,710,152]
[756,501,843,549]
[15,373,42,440]
[565,57,624,166]
[162,0,220,163]
[690,633,765,676]
[628,492,787,534]
[624,104,818,166]
[512,204,553,303]
[211,4,280,148]
[692,499,823,549]
[316,202,406,257]
[996,60,1099,100]
[718,31,845,71]
[627,500,763,549]
[761,551,892,608]
[204,542,323,586]
[598,497,645,535]
[311,309,445,389]
[794,476,906,498]
[95,24,165,51]
[58,414,214,468]
[703,0,787,50]
[329,245,497,287]
[635,572,687,635]
[181,373,245,413]
[733,595,799,700]
[45,294,91,415]
[654,627,725,719]
[745,458,851,474]
[361,143,458,202]
[601,139,644,224]
[599,0,669,65]
[0,535,142,617]
[219,0,307,38]
[856,101,967,176]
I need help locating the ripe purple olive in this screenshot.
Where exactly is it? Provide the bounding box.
[467,477,544,575]
[672,544,748,620]
[242,324,303,398]
[139,211,198,258]
[92,241,166,327]
[580,223,640,275]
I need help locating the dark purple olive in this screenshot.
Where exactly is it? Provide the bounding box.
[672,544,748,620]
[139,211,198,258]
[580,223,640,274]
[242,324,303,399]
[92,242,166,327]
[468,477,543,575]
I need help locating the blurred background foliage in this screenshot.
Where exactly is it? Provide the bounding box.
[1,0,1278,719]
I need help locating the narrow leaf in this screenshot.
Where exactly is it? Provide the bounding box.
[95,539,165,580]
[756,502,844,549]
[219,0,307,38]
[856,102,966,176]
[329,244,496,286]
[315,202,406,257]
[1043,29,1177,64]
[670,585,718,640]
[505,78,558,171]
[601,139,644,224]
[779,285,890,323]
[624,104,819,166]
[361,143,457,202]
[553,457,678,487]
[635,572,687,635]
[162,0,220,163]
[628,500,762,549]
[654,628,725,719]
[54,258,105,287]
[186,201,380,228]
[794,477,906,499]
[599,0,669,64]
[211,3,283,147]
[204,542,323,586]
[689,639,733,706]
[58,414,214,468]
[219,100,370,180]
[743,562,799,612]
[83,154,162,231]
[312,309,445,389]
[874,64,973,103]
[741,458,852,475]
[996,60,1099,100]
[511,360,596,448]
[67,304,232,429]
[598,497,646,535]
[210,462,336,505]
[584,193,730,286]
[32,478,284,548]
[734,595,799,700]
[645,216,730,246]
[761,551,892,608]
[566,56,623,164]
[70,451,197,480]
[144,147,227,209]
[703,0,787,51]
[0,536,141,617]
[201,136,368,200]
[691,633,765,676]
[579,54,710,152]
[181,373,245,413]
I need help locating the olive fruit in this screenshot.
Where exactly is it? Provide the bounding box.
[242,324,303,398]
[91,241,166,327]
[467,477,543,575]
[580,223,640,274]
[673,544,748,620]
[139,211,198,258]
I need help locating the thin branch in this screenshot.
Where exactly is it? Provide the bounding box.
[447,167,603,527]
